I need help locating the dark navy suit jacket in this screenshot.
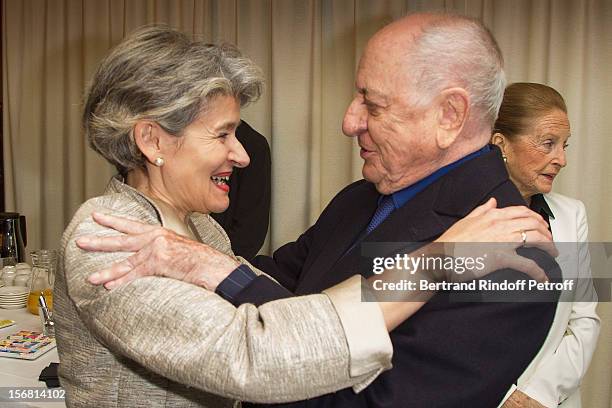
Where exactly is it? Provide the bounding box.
[236,146,560,408]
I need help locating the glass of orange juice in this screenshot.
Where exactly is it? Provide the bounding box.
[27,250,57,315]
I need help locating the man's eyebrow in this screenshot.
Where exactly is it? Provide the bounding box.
[358,87,386,103]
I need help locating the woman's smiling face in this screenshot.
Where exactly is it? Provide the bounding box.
[158,95,250,215]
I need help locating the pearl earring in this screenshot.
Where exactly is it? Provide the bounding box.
[154,157,165,167]
[502,154,507,163]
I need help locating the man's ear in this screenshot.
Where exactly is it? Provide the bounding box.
[435,87,469,149]
[133,121,163,165]
[491,132,506,152]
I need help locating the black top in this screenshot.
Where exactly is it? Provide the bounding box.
[529,193,555,232]
[211,121,271,261]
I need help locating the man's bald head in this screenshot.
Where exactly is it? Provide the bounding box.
[365,13,506,135]
[369,12,441,47]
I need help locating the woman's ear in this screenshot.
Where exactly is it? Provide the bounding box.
[491,132,506,151]
[133,121,162,165]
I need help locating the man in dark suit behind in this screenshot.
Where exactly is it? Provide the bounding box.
[81,13,559,407]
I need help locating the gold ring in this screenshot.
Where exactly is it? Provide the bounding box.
[520,230,527,247]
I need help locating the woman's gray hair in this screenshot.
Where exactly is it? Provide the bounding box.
[83,25,264,174]
[406,14,506,132]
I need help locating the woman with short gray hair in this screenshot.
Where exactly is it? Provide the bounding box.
[83,27,263,174]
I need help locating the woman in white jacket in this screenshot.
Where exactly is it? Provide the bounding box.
[492,82,601,408]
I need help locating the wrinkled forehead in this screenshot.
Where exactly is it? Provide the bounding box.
[530,109,571,138]
[355,40,411,95]
[355,19,425,92]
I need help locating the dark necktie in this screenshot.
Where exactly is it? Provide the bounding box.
[365,195,395,235]
[342,195,396,258]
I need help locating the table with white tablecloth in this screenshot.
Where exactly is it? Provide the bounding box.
[0,308,65,408]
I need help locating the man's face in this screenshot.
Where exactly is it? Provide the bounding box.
[342,41,441,195]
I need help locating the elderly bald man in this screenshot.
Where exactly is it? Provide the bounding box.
[80,13,559,408]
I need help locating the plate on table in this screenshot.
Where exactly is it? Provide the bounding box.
[0,296,28,305]
[0,301,28,307]
[0,293,28,299]
[0,286,28,296]
[0,300,27,309]
[0,294,28,299]
[0,298,27,304]
[0,304,26,310]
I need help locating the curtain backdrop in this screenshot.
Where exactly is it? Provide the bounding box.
[3,1,611,406]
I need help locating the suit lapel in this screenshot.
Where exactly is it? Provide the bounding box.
[433,146,512,218]
[367,147,512,243]
[302,184,449,293]
[295,182,379,292]
[297,147,514,293]
[367,183,447,243]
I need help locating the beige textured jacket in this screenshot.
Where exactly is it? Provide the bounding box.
[55,177,392,407]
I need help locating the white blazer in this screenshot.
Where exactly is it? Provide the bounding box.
[508,192,601,407]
